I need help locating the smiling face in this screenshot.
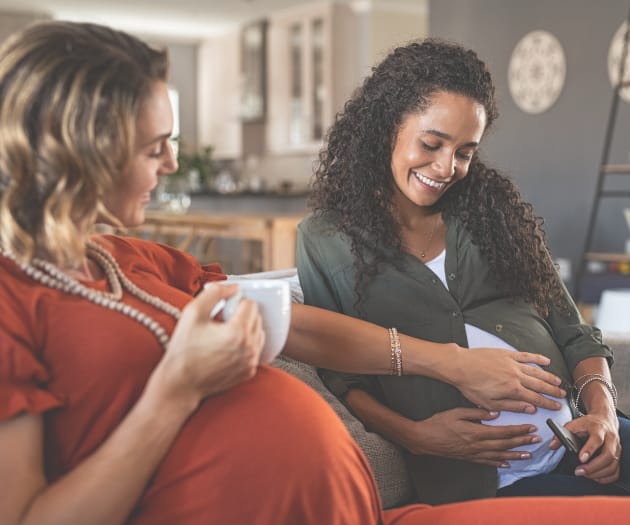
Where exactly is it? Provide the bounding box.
[103,81,177,227]
[390,91,486,216]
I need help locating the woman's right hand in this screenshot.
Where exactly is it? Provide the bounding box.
[153,283,265,408]
[407,407,540,467]
[451,346,566,414]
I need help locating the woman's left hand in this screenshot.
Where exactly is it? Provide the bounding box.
[551,412,621,484]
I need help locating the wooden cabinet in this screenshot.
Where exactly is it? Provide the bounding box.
[266,1,358,153]
[136,211,304,273]
[197,30,242,159]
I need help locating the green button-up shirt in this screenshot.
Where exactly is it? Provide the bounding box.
[297,211,612,504]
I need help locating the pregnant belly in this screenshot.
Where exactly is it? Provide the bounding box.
[467,325,572,488]
[483,399,572,487]
[130,366,382,525]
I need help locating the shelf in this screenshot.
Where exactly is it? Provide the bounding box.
[585,252,630,263]
[600,189,630,197]
[601,164,630,174]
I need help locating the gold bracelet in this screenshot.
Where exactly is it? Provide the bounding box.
[388,327,402,376]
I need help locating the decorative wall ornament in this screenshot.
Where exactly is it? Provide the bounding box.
[608,21,630,103]
[508,30,566,114]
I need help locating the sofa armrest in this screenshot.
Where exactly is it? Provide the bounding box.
[604,333,630,415]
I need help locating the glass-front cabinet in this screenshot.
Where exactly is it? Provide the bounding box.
[267,1,357,153]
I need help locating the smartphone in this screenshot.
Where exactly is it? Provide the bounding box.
[546,418,584,455]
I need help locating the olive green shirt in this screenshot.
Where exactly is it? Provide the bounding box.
[297,211,612,504]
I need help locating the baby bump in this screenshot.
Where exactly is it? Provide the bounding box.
[132,366,382,525]
[467,325,573,486]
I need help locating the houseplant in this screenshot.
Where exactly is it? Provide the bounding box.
[156,142,216,212]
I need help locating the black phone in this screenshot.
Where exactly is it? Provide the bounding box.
[546,418,584,455]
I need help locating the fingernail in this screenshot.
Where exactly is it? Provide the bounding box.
[500,462,510,468]
[580,452,590,463]
[559,389,566,397]
[525,406,536,414]
[575,468,586,476]
[531,436,542,444]
[489,411,499,417]
[520,452,531,459]
[528,426,537,433]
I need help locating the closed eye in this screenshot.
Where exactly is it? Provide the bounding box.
[421,141,440,152]
[456,150,476,161]
[148,138,170,159]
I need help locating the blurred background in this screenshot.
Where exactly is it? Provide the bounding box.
[2,0,630,322]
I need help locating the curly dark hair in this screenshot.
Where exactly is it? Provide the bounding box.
[309,38,568,316]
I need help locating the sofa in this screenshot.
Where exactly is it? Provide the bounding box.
[232,270,630,508]
[274,334,630,508]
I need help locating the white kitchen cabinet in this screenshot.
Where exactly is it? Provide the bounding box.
[266,1,358,154]
[198,30,242,159]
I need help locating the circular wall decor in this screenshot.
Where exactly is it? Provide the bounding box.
[508,30,566,114]
[608,21,630,102]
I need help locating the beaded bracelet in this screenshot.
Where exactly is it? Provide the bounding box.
[572,374,618,416]
[388,327,403,376]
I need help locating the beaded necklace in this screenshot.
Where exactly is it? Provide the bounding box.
[0,241,182,351]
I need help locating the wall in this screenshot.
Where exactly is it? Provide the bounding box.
[368,2,428,69]
[429,0,630,289]
[0,10,50,42]
[147,38,198,150]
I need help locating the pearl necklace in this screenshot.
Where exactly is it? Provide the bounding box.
[0,241,182,350]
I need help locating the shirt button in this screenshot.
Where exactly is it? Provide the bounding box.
[495,324,503,332]
[451,311,459,318]
[448,273,456,281]
[431,278,438,284]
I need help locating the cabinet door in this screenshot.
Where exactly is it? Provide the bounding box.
[198,31,242,159]
[267,3,334,153]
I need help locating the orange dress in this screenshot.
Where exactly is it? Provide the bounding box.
[1,234,629,524]
[0,235,381,524]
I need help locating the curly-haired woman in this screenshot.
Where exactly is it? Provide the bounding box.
[298,38,630,504]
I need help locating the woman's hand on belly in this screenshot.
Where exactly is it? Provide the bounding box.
[451,347,566,414]
[407,407,541,467]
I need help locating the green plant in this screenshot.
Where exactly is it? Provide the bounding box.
[167,141,216,191]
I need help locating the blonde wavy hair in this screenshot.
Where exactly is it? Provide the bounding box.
[0,21,168,267]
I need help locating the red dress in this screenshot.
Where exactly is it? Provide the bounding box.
[0,235,381,524]
[2,235,629,524]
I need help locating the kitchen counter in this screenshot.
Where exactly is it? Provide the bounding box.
[188,193,309,216]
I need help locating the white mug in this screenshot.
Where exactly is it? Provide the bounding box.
[221,279,291,364]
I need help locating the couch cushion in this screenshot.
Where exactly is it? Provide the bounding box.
[272,355,413,509]
[604,333,630,415]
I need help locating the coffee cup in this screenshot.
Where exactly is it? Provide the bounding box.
[221,279,291,364]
